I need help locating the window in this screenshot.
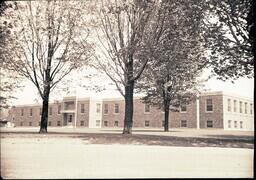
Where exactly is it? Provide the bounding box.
[145,121,150,127]
[245,102,248,114]
[227,99,231,112]
[38,121,40,126]
[29,122,32,126]
[240,121,243,129]
[57,121,61,126]
[114,104,119,113]
[180,105,187,112]
[30,108,33,116]
[81,104,85,113]
[49,107,52,115]
[21,109,24,116]
[20,122,23,126]
[104,104,108,114]
[234,121,237,128]
[206,99,213,112]
[162,121,165,127]
[80,121,84,126]
[58,105,61,114]
[250,104,253,114]
[180,120,187,127]
[114,121,118,127]
[96,103,101,113]
[39,108,42,116]
[206,120,213,128]
[144,104,150,113]
[228,120,232,128]
[239,101,243,113]
[96,120,101,127]
[48,121,51,126]
[233,100,237,112]
[104,121,108,126]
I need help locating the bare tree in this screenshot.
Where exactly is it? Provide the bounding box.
[95,0,158,134]
[4,1,93,133]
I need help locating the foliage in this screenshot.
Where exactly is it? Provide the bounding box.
[137,0,206,111]
[204,0,254,80]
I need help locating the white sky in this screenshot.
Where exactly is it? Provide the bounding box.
[11,71,254,106]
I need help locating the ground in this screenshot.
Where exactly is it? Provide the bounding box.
[0,127,254,178]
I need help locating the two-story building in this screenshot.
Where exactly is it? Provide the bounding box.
[7,91,254,131]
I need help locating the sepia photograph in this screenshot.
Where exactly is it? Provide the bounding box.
[0,0,254,179]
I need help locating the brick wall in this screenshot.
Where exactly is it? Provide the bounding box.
[199,94,224,128]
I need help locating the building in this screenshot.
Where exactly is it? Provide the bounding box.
[7,91,254,131]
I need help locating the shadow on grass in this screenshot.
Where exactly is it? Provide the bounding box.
[100,129,180,133]
[1,131,254,149]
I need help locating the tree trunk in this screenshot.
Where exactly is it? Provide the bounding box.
[39,85,50,133]
[164,98,170,132]
[122,81,134,134]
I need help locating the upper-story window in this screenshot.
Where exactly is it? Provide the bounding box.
[250,104,253,114]
[81,104,85,113]
[30,108,33,116]
[206,99,213,112]
[239,101,243,113]
[144,104,150,113]
[49,107,52,115]
[180,105,187,112]
[96,103,101,113]
[114,103,119,113]
[233,100,237,112]
[57,105,61,114]
[104,104,108,114]
[227,99,231,112]
[244,102,248,114]
[21,109,24,116]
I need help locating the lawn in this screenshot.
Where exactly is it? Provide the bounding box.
[0,127,254,178]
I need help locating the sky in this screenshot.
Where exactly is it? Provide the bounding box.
[11,72,254,106]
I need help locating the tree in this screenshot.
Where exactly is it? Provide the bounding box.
[205,0,254,80]
[95,0,159,134]
[4,1,93,133]
[0,1,22,109]
[137,0,206,131]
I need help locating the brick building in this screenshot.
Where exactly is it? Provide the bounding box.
[7,91,254,131]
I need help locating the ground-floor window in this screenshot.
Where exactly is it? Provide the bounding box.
[206,120,213,128]
[96,120,100,127]
[48,121,51,126]
[29,122,32,126]
[162,120,165,127]
[20,122,23,126]
[180,120,187,128]
[145,120,150,127]
[38,121,40,126]
[228,120,231,128]
[80,121,84,126]
[57,121,61,126]
[234,121,237,128]
[114,121,118,127]
[104,121,108,127]
[240,121,243,129]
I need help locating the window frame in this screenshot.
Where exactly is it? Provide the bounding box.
[114,103,119,114]
[206,120,213,128]
[205,99,213,112]
[80,104,85,114]
[180,120,187,128]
